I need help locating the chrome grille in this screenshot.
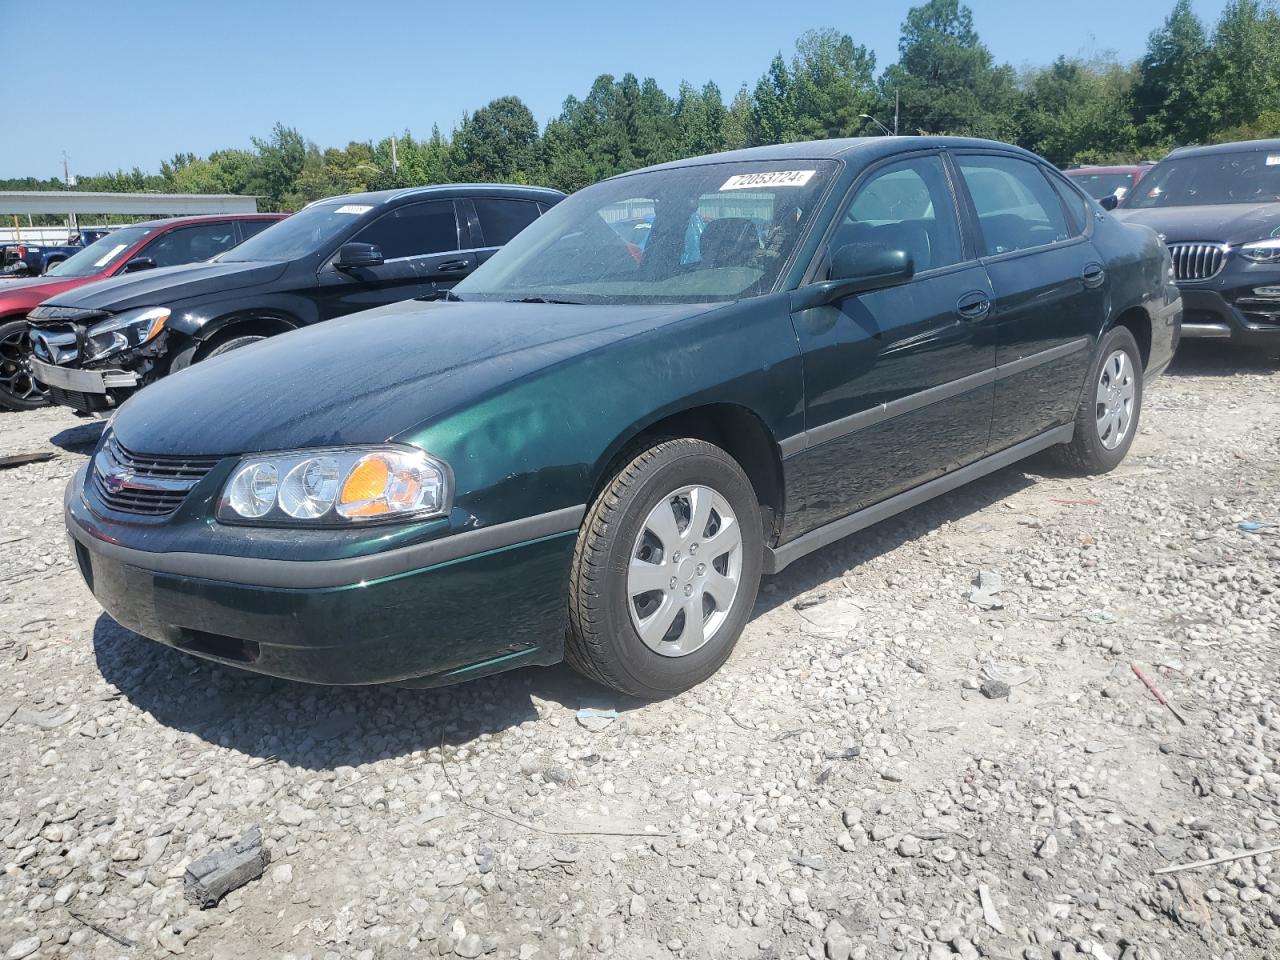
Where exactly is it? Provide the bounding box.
[92,434,221,516]
[1168,242,1228,282]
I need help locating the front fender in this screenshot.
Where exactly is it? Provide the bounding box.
[399,294,806,530]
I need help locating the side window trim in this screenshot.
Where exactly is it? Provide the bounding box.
[950,149,1087,262]
[804,148,971,285]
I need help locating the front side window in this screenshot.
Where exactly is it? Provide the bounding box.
[142,223,239,267]
[959,155,1071,256]
[832,155,964,272]
[454,160,839,304]
[1047,173,1089,236]
[1124,150,1280,208]
[473,198,540,247]
[43,225,154,278]
[353,201,459,261]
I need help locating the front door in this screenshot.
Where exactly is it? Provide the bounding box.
[315,199,470,320]
[952,153,1103,451]
[784,152,997,539]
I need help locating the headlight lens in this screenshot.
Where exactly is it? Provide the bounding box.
[217,446,450,525]
[83,306,170,361]
[1239,238,1280,263]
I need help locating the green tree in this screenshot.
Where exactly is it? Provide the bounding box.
[246,123,307,210]
[1205,0,1280,138]
[451,96,541,182]
[879,0,1021,139]
[1132,0,1213,147]
[1021,56,1139,165]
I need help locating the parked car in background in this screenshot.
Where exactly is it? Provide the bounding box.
[28,184,564,415]
[1065,164,1153,204]
[0,214,284,410]
[64,137,1178,698]
[1115,138,1280,349]
[1,226,115,276]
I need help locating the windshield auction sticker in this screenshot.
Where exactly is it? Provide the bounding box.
[1267,155,1280,166]
[720,170,817,191]
[334,204,373,214]
[93,244,128,267]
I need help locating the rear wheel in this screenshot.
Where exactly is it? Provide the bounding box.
[1051,325,1142,474]
[566,438,762,699]
[0,318,48,411]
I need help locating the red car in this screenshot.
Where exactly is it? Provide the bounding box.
[0,213,284,410]
[1064,164,1153,205]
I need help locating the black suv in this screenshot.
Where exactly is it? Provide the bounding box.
[1115,138,1280,350]
[28,184,564,414]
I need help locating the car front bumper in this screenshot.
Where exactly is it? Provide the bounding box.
[1177,284,1280,346]
[29,357,139,414]
[65,467,581,686]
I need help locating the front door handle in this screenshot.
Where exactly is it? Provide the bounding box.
[1082,263,1106,288]
[955,292,991,322]
[436,259,470,273]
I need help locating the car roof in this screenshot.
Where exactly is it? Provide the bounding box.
[628,136,1046,177]
[308,183,566,208]
[1165,138,1280,159]
[80,213,286,233]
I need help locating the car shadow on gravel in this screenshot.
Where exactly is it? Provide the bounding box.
[755,461,1039,616]
[49,418,105,453]
[91,614,645,771]
[1166,341,1279,377]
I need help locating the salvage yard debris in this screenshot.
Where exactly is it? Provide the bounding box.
[183,827,270,909]
[968,569,1004,609]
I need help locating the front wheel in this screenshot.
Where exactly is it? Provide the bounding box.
[1051,325,1143,474]
[0,319,48,411]
[566,438,763,699]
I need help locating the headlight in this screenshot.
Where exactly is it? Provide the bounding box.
[217,446,451,525]
[83,306,171,361]
[1239,238,1280,264]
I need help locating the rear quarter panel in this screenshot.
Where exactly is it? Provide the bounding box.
[1091,213,1179,374]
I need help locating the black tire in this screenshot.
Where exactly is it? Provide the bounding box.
[0,318,48,412]
[566,438,763,699]
[1051,325,1143,474]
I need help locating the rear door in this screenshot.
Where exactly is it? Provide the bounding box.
[952,152,1102,452]
[467,197,544,269]
[314,199,467,319]
[784,151,997,536]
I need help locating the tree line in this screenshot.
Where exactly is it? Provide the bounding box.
[5,0,1280,217]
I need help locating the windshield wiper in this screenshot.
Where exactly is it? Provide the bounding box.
[416,289,464,302]
[506,296,584,305]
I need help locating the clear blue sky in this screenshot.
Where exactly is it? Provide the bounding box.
[0,0,1233,179]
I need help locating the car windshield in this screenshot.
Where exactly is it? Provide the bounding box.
[1068,172,1134,201]
[454,160,839,304]
[44,225,153,278]
[220,202,358,262]
[1123,150,1280,208]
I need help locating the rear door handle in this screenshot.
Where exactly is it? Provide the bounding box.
[436,259,470,273]
[956,292,991,322]
[1082,263,1106,288]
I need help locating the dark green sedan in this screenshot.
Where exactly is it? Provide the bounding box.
[65,137,1181,698]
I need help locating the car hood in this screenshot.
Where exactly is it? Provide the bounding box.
[111,298,712,456]
[0,273,95,311]
[1113,203,1280,245]
[37,260,288,313]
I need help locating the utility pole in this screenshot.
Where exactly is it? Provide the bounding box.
[894,90,900,136]
[390,135,399,175]
[62,151,77,235]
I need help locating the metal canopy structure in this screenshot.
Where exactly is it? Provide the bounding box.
[0,191,259,215]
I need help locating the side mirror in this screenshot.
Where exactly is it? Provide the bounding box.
[335,242,384,270]
[792,243,914,310]
[123,256,156,273]
[1099,194,1119,211]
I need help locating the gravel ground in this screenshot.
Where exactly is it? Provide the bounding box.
[1,343,1277,960]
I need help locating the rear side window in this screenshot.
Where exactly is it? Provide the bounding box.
[1045,172,1089,237]
[473,198,541,246]
[832,154,964,272]
[354,200,460,260]
[238,220,276,242]
[958,155,1071,256]
[142,223,239,267]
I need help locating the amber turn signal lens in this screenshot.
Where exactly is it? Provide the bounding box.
[340,456,390,506]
